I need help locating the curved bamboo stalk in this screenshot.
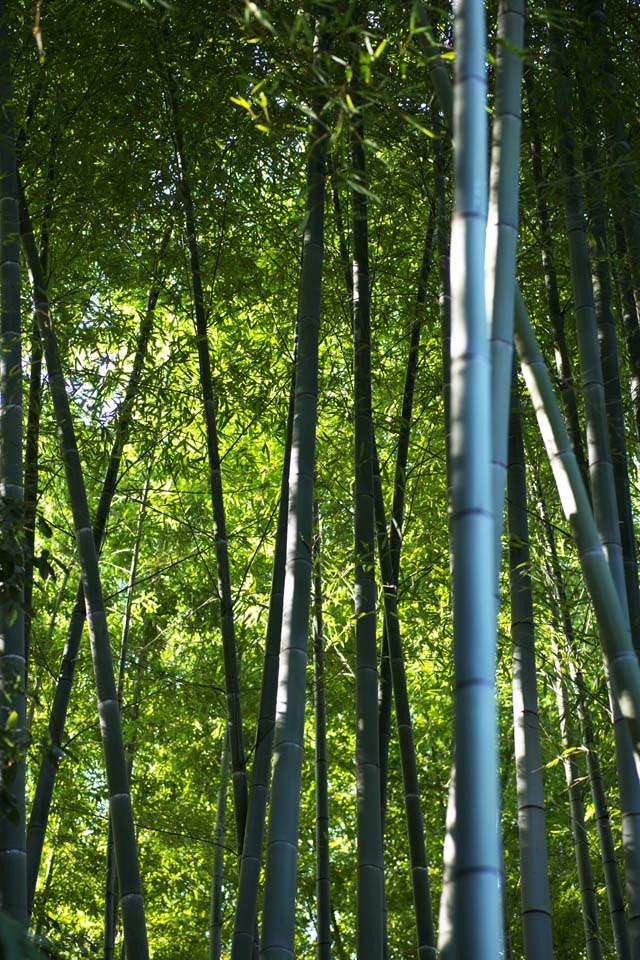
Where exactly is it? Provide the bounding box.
[260,15,329,958]
[25,229,166,913]
[231,345,295,960]
[19,190,150,957]
[513,291,640,755]
[545,25,640,946]
[577,75,640,655]
[507,376,554,959]
[0,0,25,926]
[536,483,630,960]
[312,504,331,960]
[162,50,248,857]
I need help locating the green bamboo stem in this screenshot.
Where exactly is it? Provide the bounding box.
[104,472,152,960]
[23,132,54,685]
[231,343,295,960]
[350,86,384,960]
[613,223,640,446]
[577,75,640,655]
[584,0,640,323]
[524,71,588,487]
[545,25,640,946]
[0,0,25,925]
[379,213,435,825]
[434,112,455,960]
[551,636,603,960]
[19,175,149,960]
[260,16,329,958]
[372,442,435,960]
[486,0,525,583]
[312,504,331,960]
[25,229,165,914]
[507,376,554,959]
[163,48,248,860]
[513,291,640,756]
[449,0,502,952]
[210,732,230,960]
[536,484,630,960]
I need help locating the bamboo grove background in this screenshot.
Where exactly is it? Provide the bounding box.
[2,0,640,956]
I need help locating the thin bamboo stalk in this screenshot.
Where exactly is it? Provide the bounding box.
[536,483,630,960]
[350,82,384,960]
[513,291,640,756]
[163,51,248,857]
[486,0,525,578]
[577,75,640,654]
[0,0,25,925]
[19,192,149,958]
[25,230,166,913]
[507,376,554,959]
[372,442,435,960]
[260,14,329,958]
[379,213,435,825]
[551,636,603,960]
[545,25,640,945]
[312,504,331,960]
[524,71,588,487]
[231,344,295,960]
[104,472,152,960]
[210,733,230,960]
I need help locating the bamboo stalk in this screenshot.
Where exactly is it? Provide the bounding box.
[19,189,149,957]
[231,343,295,960]
[507,374,554,959]
[448,0,502,952]
[312,504,331,960]
[25,230,166,913]
[260,13,330,957]
[0,0,25,926]
[163,47,248,857]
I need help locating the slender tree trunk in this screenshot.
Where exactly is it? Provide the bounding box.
[379,212,435,825]
[507,375,554,959]
[312,504,331,960]
[350,80,384,960]
[0,0,25,925]
[25,230,166,913]
[372,441,435,960]
[231,343,295,960]
[163,42,248,858]
[104,471,152,960]
[584,0,640,323]
[210,732,230,960]
[576,72,640,655]
[18,191,150,957]
[513,291,640,758]
[546,24,640,948]
[260,13,330,958]
[524,70,588,487]
[552,637,603,960]
[536,482,630,960]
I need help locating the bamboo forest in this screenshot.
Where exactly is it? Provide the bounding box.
[5,0,640,957]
